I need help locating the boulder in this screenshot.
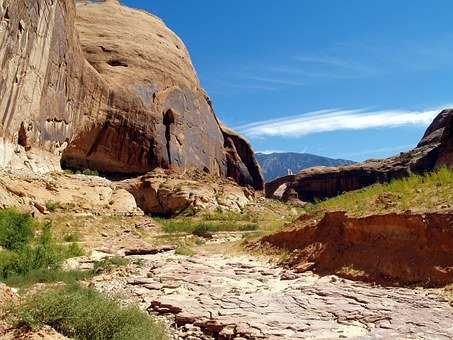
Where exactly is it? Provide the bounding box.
[0,0,263,190]
[266,109,453,201]
[120,168,254,216]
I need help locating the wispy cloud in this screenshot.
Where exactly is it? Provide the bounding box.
[289,55,378,79]
[293,56,351,68]
[243,76,305,86]
[237,107,446,138]
[225,83,277,91]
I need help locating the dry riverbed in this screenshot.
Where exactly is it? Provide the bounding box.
[91,242,453,340]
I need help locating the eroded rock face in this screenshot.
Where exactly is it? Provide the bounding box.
[0,0,263,189]
[260,211,453,286]
[267,109,453,201]
[0,0,103,166]
[120,168,254,216]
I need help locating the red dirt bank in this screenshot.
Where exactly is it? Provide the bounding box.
[260,211,453,286]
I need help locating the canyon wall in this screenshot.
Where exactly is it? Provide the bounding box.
[0,0,263,189]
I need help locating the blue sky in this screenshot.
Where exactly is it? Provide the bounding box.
[124,0,453,161]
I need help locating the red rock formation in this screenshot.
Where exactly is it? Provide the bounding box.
[266,109,453,200]
[260,211,453,286]
[0,0,263,190]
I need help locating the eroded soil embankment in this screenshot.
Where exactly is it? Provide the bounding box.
[260,211,453,286]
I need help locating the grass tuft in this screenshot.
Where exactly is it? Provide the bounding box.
[62,232,81,243]
[45,201,60,213]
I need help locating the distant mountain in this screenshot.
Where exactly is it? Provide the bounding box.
[256,152,356,182]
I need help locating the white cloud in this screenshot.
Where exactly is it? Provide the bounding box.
[237,107,447,138]
[244,76,305,87]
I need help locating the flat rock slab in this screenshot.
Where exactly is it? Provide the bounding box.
[93,252,453,339]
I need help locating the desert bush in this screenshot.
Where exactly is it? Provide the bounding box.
[94,256,129,273]
[82,169,100,177]
[0,209,34,250]
[0,215,85,285]
[8,285,167,340]
[192,223,213,238]
[45,201,60,212]
[62,231,81,242]
[174,244,195,257]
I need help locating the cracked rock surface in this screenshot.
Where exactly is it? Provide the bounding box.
[93,251,453,339]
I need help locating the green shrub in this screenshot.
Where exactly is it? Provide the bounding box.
[192,223,213,238]
[45,201,60,212]
[82,169,100,177]
[62,232,81,243]
[61,242,85,259]
[174,244,195,257]
[9,285,167,340]
[0,209,34,250]
[0,217,85,283]
[160,217,260,235]
[94,256,129,272]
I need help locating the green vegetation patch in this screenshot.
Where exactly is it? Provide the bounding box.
[0,208,34,250]
[158,217,259,235]
[0,209,85,287]
[94,256,129,273]
[305,167,453,216]
[174,244,196,257]
[8,285,167,340]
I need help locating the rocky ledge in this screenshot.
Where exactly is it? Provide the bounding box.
[0,167,256,217]
[120,168,256,216]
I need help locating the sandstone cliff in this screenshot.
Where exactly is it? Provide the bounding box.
[0,0,263,190]
[267,109,453,201]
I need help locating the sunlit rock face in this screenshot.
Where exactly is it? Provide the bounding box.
[0,0,264,190]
